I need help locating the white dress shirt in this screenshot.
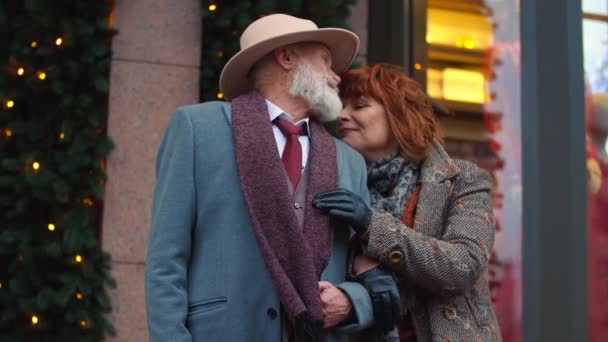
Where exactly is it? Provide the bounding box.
[266,99,311,170]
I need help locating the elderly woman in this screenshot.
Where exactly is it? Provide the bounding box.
[313,64,501,341]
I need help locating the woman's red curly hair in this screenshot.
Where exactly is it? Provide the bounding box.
[339,63,442,161]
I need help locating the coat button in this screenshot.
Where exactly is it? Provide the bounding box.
[267,307,278,320]
[294,202,301,209]
[389,250,403,264]
[442,307,457,321]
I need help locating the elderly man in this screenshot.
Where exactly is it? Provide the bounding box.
[145,14,398,342]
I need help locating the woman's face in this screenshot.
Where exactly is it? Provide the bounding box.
[337,96,399,162]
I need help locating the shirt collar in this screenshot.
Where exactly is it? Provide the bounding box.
[265,99,311,136]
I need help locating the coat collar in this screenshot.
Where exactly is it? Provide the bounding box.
[413,141,460,235]
[420,141,460,184]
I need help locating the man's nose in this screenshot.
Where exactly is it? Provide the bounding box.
[332,73,341,85]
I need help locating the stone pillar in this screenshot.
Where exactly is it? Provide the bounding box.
[347,0,369,65]
[101,1,201,340]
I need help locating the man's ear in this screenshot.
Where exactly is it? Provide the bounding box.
[273,47,297,71]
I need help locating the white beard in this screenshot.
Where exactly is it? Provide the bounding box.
[288,61,343,122]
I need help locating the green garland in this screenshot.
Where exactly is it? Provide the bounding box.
[201,0,357,102]
[0,1,115,340]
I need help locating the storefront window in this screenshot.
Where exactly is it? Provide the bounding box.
[427,1,522,340]
[583,1,608,341]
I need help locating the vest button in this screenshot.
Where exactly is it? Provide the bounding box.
[294,202,301,209]
[267,307,278,320]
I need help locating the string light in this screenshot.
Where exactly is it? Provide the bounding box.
[37,72,47,80]
[217,50,224,57]
[414,63,423,71]
[47,223,56,231]
[83,197,94,206]
[76,292,83,300]
[4,129,12,137]
[0,281,2,289]
[75,255,83,263]
[32,162,40,170]
[209,4,217,11]
[30,41,38,48]
[55,37,63,46]
[217,92,224,99]
[5,100,14,109]
[31,315,39,325]
[59,132,65,140]
[80,320,87,327]
[17,68,24,76]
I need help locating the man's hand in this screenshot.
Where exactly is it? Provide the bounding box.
[318,281,353,328]
[312,188,372,234]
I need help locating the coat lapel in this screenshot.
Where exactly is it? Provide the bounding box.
[413,141,460,237]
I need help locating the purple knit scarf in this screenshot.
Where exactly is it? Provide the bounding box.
[231,91,337,327]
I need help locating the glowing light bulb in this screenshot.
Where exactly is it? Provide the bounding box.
[48,223,55,231]
[17,68,24,76]
[76,292,83,300]
[80,320,87,327]
[31,315,39,325]
[209,4,217,11]
[217,92,224,99]
[5,100,14,108]
[31,41,38,48]
[32,162,40,170]
[55,38,63,46]
[4,129,12,137]
[75,255,83,263]
[59,132,65,140]
[37,72,46,80]
[414,63,422,71]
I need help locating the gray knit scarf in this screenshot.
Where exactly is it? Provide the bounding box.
[367,152,420,220]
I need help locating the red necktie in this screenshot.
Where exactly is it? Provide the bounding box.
[274,118,306,188]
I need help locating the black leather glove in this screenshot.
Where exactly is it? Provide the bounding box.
[312,188,372,234]
[356,267,402,334]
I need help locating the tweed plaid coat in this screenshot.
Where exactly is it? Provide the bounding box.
[362,141,502,341]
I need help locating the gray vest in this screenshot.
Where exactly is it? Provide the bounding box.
[282,162,311,341]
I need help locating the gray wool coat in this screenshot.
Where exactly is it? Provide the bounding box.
[361,142,502,341]
[145,101,374,342]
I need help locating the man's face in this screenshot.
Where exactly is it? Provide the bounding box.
[294,44,340,90]
[288,44,343,122]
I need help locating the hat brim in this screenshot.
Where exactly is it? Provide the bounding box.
[219,28,359,100]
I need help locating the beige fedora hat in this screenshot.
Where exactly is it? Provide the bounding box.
[219,13,360,100]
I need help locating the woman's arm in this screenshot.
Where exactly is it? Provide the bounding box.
[365,164,495,296]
